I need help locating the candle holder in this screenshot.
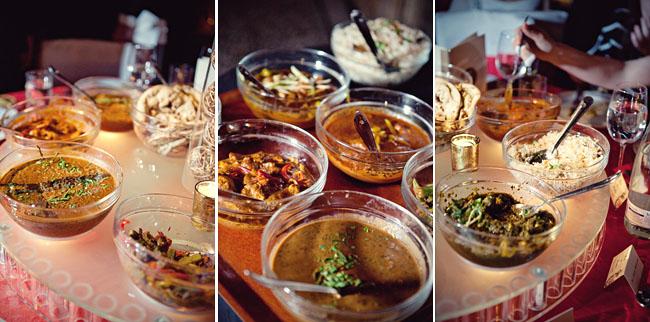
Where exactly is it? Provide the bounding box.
[192,180,216,231]
[451,134,480,171]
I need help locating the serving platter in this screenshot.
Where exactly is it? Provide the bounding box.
[435,129,608,321]
[0,129,215,321]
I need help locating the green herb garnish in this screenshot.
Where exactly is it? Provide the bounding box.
[314,244,362,289]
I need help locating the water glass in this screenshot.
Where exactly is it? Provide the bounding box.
[607,83,648,169]
[126,43,158,89]
[24,70,53,100]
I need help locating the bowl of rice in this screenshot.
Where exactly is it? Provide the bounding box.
[502,120,610,193]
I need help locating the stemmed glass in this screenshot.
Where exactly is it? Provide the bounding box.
[607,83,648,170]
[496,30,522,105]
[125,43,159,89]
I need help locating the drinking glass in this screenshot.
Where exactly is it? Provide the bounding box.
[24,70,53,100]
[496,30,524,105]
[607,83,648,169]
[125,43,158,89]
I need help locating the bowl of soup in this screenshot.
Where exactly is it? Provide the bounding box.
[261,190,433,321]
[316,88,433,183]
[75,77,142,132]
[0,141,123,238]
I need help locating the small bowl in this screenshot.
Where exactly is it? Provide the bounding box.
[2,96,101,146]
[217,119,328,226]
[330,22,432,86]
[401,148,433,230]
[477,88,561,141]
[75,77,142,132]
[436,167,566,268]
[236,48,350,128]
[435,64,477,151]
[113,194,215,310]
[0,141,122,239]
[261,190,433,321]
[316,88,433,183]
[502,120,610,193]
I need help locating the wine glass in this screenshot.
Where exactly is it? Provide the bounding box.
[125,43,159,89]
[496,30,523,105]
[607,83,648,170]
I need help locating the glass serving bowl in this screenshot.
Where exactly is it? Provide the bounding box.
[477,88,561,141]
[502,120,610,193]
[2,96,101,146]
[217,119,328,227]
[401,148,433,230]
[74,76,142,132]
[435,64,477,151]
[236,48,350,128]
[316,88,433,183]
[0,141,123,239]
[261,190,433,322]
[330,22,432,86]
[113,194,215,310]
[436,167,567,268]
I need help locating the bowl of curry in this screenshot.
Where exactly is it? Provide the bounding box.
[75,77,142,132]
[316,88,433,184]
[401,148,433,230]
[0,141,123,238]
[261,190,433,321]
[436,167,566,268]
[2,96,101,146]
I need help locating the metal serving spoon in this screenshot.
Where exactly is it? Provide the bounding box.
[353,110,379,152]
[514,171,621,217]
[237,65,276,98]
[47,66,96,104]
[350,9,399,74]
[527,96,594,164]
[243,269,342,298]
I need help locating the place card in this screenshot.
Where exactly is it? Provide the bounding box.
[546,307,575,322]
[604,245,644,293]
[609,174,629,208]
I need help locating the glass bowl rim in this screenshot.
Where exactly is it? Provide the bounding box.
[401,148,434,218]
[477,88,561,123]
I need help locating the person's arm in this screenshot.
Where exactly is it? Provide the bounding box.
[521,23,650,89]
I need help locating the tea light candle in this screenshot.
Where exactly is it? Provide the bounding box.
[451,134,480,171]
[192,180,216,231]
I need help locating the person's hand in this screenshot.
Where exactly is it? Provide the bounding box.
[631,16,650,55]
[518,23,557,62]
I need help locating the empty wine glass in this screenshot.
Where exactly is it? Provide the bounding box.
[607,83,648,169]
[496,30,523,105]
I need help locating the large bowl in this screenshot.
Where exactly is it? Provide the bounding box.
[330,21,432,86]
[502,120,610,193]
[477,88,561,141]
[2,96,101,146]
[236,48,350,128]
[113,194,215,310]
[74,76,142,132]
[316,88,433,183]
[435,64,477,151]
[217,119,328,227]
[261,190,433,321]
[0,141,122,239]
[436,167,566,268]
[401,147,433,229]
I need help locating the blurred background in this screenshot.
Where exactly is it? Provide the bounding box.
[0,0,214,93]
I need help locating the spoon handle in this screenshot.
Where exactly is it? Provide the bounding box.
[237,65,275,97]
[354,110,379,152]
[243,269,340,296]
[47,66,96,104]
[549,96,594,155]
[350,10,381,63]
[548,171,622,204]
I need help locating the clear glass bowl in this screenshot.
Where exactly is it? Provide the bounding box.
[330,22,432,86]
[261,190,433,321]
[477,88,561,141]
[502,120,610,193]
[113,193,215,310]
[316,88,433,183]
[436,167,567,268]
[74,77,142,132]
[435,64,477,151]
[0,141,123,239]
[236,48,350,128]
[217,119,328,227]
[2,96,101,146]
[401,148,433,230]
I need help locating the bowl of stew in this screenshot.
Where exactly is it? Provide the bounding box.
[316,88,433,183]
[0,141,123,239]
[74,77,142,132]
[401,148,433,229]
[261,190,433,321]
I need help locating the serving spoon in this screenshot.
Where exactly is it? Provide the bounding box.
[514,171,621,217]
[47,66,96,104]
[237,65,277,98]
[350,9,399,74]
[353,110,379,152]
[243,269,342,299]
[527,96,594,164]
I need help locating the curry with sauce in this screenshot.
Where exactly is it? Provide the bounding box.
[93,93,133,131]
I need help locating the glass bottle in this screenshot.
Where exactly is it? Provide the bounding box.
[625,143,650,239]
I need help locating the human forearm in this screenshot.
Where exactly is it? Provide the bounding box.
[545,42,626,89]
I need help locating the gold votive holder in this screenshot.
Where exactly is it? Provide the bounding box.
[451,134,480,171]
[192,180,216,231]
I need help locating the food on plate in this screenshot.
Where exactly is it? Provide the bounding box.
[126,228,215,308]
[331,17,431,85]
[218,151,315,201]
[435,77,480,132]
[412,179,433,213]
[133,84,202,157]
[92,93,133,131]
[271,218,424,312]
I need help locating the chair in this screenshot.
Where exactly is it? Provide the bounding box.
[39,39,125,82]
